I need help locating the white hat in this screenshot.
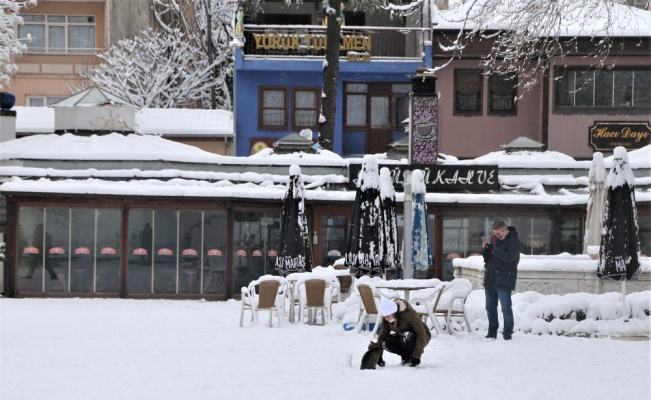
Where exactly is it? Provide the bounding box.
[379,298,398,316]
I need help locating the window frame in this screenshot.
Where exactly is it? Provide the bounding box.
[18,14,96,54]
[291,87,321,131]
[27,96,67,107]
[258,86,288,131]
[488,72,518,116]
[343,82,412,130]
[454,69,484,116]
[553,67,651,115]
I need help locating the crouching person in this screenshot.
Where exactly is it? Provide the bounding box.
[368,297,431,367]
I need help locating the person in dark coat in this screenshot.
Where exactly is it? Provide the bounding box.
[367,297,431,367]
[481,220,520,340]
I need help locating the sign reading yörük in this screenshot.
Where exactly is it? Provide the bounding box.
[589,122,651,151]
[252,32,371,61]
[349,164,499,191]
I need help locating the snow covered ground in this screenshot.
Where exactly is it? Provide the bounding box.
[1,292,649,400]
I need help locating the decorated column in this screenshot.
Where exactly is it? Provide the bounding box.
[409,66,438,164]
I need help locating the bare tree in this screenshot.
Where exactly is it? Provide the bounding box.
[432,0,645,90]
[0,0,36,91]
[154,0,235,110]
[77,28,218,108]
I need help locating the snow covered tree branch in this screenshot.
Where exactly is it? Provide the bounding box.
[433,0,646,91]
[153,0,236,110]
[78,28,218,109]
[0,0,36,91]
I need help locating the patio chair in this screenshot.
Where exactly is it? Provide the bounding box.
[353,281,400,338]
[409,283,449,334]
[409,278,473,334]
[333,263,354,299]
[240,275,287,327]
[295,276,335,325]
[435,278,473,334]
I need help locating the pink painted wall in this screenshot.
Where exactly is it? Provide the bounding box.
[546,55,651,159]
[433,59,543,159]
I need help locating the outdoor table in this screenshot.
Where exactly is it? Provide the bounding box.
[374,278,442,301]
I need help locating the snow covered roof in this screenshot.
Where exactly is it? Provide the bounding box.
[13,106,234,138]
[0,133,649,206]
[434,0,651,37]
[52,87,133,107]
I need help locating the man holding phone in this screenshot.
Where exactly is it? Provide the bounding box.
[481,220,520,340]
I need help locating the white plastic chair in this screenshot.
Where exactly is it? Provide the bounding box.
[295,275,336,325]
[409,278,473,334]
[240,275,287,327]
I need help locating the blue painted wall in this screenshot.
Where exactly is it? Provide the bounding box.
[234,48,427,157]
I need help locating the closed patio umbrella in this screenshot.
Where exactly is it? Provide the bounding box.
[583,152,607,254]
[411,169,432,273]
[276,165,312,276]
[345,155,385,278]
[597,147,641,317]
[380,167,400,271]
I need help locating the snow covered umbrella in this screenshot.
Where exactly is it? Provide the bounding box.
[411,169,432,273]
[380,167,400,271]
[345,155,385,278]
[597,147,641,317]
[275,165,312,277]
[583,152,607,254]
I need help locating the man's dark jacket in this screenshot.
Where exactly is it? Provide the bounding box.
[482,227,520,290]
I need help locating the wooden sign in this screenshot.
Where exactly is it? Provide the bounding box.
[589,122,651,151]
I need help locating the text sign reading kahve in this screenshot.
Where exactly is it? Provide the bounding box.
[348,164,499,191]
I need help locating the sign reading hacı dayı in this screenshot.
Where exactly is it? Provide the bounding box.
[349,164,499,191]
[589,122,651,151]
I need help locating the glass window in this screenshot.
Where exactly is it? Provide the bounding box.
[17,207,45,293]
[639,214,650,257]
[153,210,178,294]
[18,13,95,53]
[28,97,45,107]
[574,71,594,107]
[128,209,153,294]
[260,88,287,129]
[560,218,583,255]
[44,207,70,293]
[321,216,348,266]
[95,209,120,294]
[70,208,95,293]
[614,71,633,107]
[346,94,367,126]
[293,88,319,130]
[489,73,517,114]
[634,70,651,107]
[594,70,613,107]
[370,96,389,127]
[555,68,651,110]
[234,211,280,290]
[455,70,483,114]
[203,211,228,296]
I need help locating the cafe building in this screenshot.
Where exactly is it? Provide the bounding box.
[0,131,649,299]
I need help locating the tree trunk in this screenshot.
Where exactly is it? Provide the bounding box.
[319,0,341,151]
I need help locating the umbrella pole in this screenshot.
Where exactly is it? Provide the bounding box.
[403,171,413,279]
[621,280,628,321]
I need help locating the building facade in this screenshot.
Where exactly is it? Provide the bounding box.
[8,0,154,107]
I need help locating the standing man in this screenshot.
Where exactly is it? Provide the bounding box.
[481,220,520,340]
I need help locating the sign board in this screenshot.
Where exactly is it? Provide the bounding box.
[348,164,499,191]
[589,122,651,151]
[410,94,439,164]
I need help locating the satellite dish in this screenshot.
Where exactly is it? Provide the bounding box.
[299,129,313,140]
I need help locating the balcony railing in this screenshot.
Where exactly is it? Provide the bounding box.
[241,25,430,61]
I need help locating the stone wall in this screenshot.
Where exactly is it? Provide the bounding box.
[453,254,651,295]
